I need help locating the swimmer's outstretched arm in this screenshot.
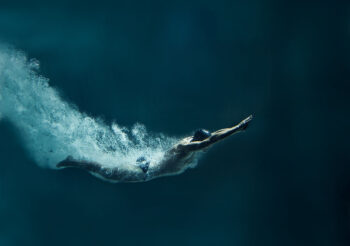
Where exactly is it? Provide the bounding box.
[186,115,253,151]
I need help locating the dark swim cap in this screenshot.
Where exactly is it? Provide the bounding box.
[192,129,211,142]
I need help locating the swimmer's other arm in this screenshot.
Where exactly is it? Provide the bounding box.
[185,115,253,151]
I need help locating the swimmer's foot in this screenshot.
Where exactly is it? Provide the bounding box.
[237,115,253,131]
[56,156,76,168]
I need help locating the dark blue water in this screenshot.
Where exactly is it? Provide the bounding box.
[0,1,349,245]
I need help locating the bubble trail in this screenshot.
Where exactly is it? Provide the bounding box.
[0,45,178,170]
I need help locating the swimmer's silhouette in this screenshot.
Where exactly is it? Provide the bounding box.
[57,115,253,182]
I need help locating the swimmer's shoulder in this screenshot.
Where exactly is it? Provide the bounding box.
[171,137,193,152]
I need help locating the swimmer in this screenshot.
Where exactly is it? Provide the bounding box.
[57,115,253,182]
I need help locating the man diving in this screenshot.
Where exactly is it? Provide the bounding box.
[57,115,253,183]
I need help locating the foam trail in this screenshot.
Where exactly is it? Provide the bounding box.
[0,45,178,169]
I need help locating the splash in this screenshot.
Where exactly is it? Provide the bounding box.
[0,45,178,170]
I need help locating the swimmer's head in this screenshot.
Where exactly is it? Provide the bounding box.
[191,129,211,142]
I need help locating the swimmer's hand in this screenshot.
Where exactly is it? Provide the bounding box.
[237,115,253,131]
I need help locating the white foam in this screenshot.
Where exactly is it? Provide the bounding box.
[0,45,178,169]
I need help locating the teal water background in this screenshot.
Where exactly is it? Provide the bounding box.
[0,1,349,245]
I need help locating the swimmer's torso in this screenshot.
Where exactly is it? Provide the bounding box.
[149,137,198,177]
[77,137,198,183]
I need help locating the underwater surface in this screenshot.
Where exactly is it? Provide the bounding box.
[0,0,349,245]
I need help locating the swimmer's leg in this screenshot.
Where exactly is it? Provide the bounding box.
[56,156,128,181]
[57,156,102,173]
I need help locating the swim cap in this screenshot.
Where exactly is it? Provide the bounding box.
[192,129,211,142]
